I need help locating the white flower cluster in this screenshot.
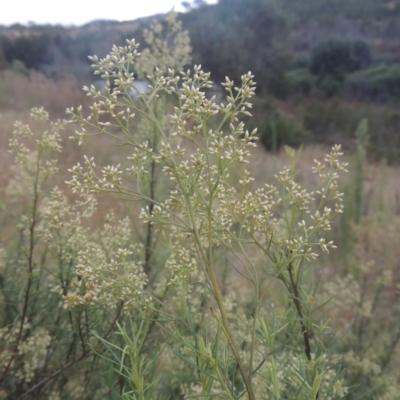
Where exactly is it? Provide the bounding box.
[324,274,373,320]
[7,108,63,201]
[0,320,51,384]
[38,187,95,251]
[64,216,148,311]
[136,12,192,78]
[16,328,52,383]
[166,245,197,287]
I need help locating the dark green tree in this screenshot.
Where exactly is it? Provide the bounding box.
[181,0,288,93]
[310,38,371,76]
[1,34,51,70]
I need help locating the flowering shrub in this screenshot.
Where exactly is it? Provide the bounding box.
[65,14,349,400]
[1,12,399,400]
[0,110,129,399]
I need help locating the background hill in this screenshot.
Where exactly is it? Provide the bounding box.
[1,0,400,161]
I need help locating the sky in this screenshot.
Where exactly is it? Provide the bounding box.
[0,0,217,27]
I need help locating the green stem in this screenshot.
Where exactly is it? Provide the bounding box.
[288,263,312,362]
[183,191,256,400]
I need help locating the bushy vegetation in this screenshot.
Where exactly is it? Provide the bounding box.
[346,63,400,100]
[302,100,400,163]
[0,34,51,70]
[310,38,372,76]
[257,113,306,152]
[1,14,400,400]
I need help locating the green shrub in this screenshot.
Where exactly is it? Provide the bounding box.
[303,100,356,141]
[0,34,51,70]
[291,52,311,70]
[310,38,372,76]
[258,113,307,152]
[317,73,346,96]
[10,59,29,77]
[303,100,400,163]
[285,68,316,95]
[346,62,400,99]
[0,46,7,70]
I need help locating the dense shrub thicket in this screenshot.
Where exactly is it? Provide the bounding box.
[310,38,372,76]
[0,34,51,70]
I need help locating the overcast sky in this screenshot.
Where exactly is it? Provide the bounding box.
[1,0,217,26]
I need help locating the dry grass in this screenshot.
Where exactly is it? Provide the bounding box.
[0,70,88,116]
